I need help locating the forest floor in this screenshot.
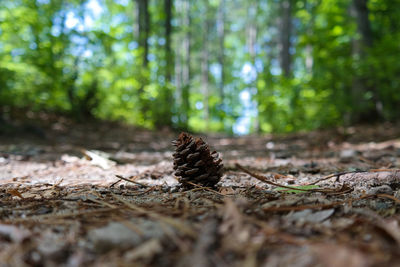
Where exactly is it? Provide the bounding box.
[1,113,400,266]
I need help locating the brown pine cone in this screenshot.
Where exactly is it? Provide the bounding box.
[172,132,223,188]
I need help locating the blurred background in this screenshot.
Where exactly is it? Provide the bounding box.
[0,0,399,135]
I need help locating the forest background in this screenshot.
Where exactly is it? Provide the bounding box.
[0,0,399,135]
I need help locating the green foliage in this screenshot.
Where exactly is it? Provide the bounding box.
[0,0,399,133]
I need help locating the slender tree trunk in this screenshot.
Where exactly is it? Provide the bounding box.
[305,0,315,73]
[353,0,373,47]
[181,0,191,126]
[351,0,381,122]
[247,0,259,132]
[136,0,150,67]
[135,0,151,120]
[164,0,173,82]
[217,0,225,101]
[151,0,174,127]
[174,31,183,122]
[175,41,182,104]
[279,0,292,78]
[202,2,210,130]
[174,0,182,106]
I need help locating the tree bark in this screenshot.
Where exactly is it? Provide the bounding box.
[279,0,292,78]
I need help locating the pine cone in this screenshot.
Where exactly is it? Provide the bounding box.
[172,132,223,188]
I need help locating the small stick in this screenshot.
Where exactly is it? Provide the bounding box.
[235,163,348,194]
[186,181,225,197]
[110,179,122,188]
[308,169,399,185]
[236,163,319,192]
[307,173,344,185]
[115,175,149,188]
[2,207,117,223]
[263,194,400,212]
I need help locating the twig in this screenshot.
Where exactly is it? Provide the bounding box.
[235,163,346,193]
[376,193,400,204]
[370,168,400,173]
[186,181,225,197]
[86,195,117,208]
[308,168,400,185]
[109,179,122,188]
[263,193,400,212]
[2,207,117,223]
[115,175,149,188]
[307,173,342,185]
[307,171,366,185]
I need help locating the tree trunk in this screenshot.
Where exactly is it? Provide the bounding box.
[202,2,210,130]
[181,0,191,126]
[305,0,315,73]
[217,0,225,101]
[164,0,173,82]
[135,0,151,120]
[353,0,373,47]
[247,0,259,133]
[136,0,150,67]
[351,0,381,122]
[174,0,190,128]
[279,0,292,78]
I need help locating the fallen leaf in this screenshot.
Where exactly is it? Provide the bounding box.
[83,150,116,170]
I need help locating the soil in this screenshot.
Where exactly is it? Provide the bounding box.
[1,114,400,266]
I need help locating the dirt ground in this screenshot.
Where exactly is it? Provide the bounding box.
[1,114,400,266]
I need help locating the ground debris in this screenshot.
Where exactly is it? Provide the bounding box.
[1,123,400,266]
